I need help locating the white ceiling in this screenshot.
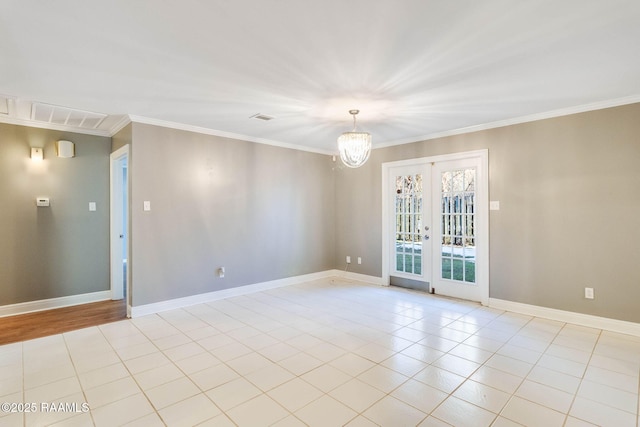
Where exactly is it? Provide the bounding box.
[2,0,640,153]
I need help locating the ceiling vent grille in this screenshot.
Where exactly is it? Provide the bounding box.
[0,94,13,115]
[250,113,275,121]
[31,102,107,129]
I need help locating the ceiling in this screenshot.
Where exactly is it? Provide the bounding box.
[2,0,640,154]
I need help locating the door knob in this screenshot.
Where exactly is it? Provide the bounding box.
[424,235,430,240]
[119,234,124,238]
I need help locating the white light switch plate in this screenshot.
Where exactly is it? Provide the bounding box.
[490,201,500,211]
[89,202,96,211]
[143,201,151,211]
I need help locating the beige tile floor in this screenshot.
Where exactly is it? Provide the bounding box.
[1,278,639,427]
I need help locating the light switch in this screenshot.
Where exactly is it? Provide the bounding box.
[89,202,96,211]
[490,201,500,211]
[143,201,151,211]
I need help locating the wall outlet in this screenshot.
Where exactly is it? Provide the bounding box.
[36,197,50,207]
[357,257,362,265]
[346,256,351,264]
[584,287,594,299]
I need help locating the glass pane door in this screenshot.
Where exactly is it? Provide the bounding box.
[390,164,431,282]
[395,173,423,275]
[430,155,485,303]
[440,168,476,283]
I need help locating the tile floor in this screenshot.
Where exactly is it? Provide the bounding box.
[1,278,639,427]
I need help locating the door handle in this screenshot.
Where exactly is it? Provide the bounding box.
[424,235,430,240]
[119,234,124,238]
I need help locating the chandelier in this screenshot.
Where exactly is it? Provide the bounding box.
[338,109,372,168]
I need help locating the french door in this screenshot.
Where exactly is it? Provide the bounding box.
[388,163,432,287]
[382,151,488,304]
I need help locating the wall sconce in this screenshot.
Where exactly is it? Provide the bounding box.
[56,140,75,158]
[31,147,44,161]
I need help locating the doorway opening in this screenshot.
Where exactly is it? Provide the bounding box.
[110,145,131,317]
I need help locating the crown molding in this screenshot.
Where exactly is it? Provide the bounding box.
[108,114,133,136]
[128,115,335,156]
[374,94,640,150]
[4,94,639,153]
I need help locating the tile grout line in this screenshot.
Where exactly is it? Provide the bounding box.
[22,341,25,427]
[460,307,536,426]
[7,279,639,427]
[561,327,603,426]
[61,330,95,426]
[96,315,167,426]
[637,360,640,427]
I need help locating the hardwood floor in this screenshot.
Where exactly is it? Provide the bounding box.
[0,299,127,346]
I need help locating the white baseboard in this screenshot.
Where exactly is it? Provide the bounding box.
[329,270,386,286]
[0,291,112,318]
[489,298,640,337]
[130,270,337,318]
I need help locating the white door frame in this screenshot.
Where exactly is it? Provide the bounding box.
[110,145,131,315]
[382,149,489,305]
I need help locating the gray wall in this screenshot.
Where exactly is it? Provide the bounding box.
[0,123,111,305]
[129,123,335,306]
[335,103,640,323]
[4,103,638,325]
[112,123,132,153]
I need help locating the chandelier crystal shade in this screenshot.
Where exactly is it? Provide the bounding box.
[338,110,371,168]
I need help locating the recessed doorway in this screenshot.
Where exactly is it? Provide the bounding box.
[110,145,131,317]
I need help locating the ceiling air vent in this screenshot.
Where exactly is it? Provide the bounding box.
[0,94,13,115]
[31,102,107,129]
[250,113,275,121]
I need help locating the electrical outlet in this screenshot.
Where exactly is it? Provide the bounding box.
[357,257,362,265]
[346,256,351,264]
[584,287,594,299]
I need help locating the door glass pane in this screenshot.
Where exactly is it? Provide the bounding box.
[441,257,452,279]
[440,168,476,283]
[394,173,423,276]
[442,172,452,192]
[452,170,464,192]
[414,255,422,274]
[404,254,413,273]
[465,169,475,191]
[442,214,450,235]
[465,193,475,214]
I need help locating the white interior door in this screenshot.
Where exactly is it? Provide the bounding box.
[110,145,130,313]
[383,151,488,304]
